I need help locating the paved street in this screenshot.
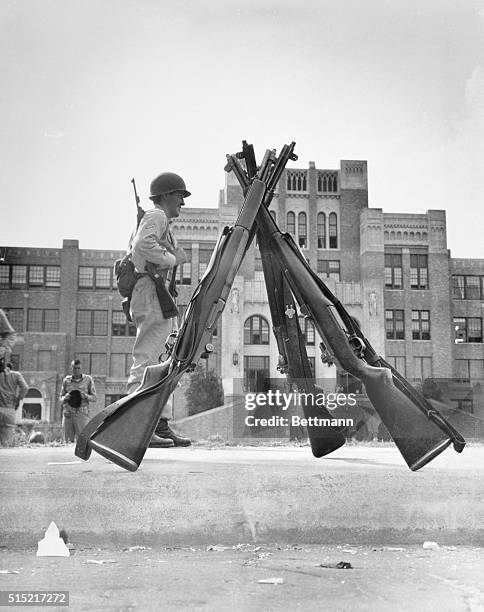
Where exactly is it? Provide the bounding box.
[1,443,482,610]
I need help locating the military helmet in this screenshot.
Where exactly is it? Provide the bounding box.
[149,172,191,199]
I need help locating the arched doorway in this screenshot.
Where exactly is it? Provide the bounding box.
[22,388,44,420]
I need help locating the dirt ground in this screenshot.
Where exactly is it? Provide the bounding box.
[0,544,483,611]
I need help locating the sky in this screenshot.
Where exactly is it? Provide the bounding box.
[1,0,483,257]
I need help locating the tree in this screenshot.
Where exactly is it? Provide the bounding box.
[185,365,224,416]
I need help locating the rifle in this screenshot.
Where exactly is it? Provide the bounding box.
[76,178,269,470]
[226,142,465,470]
[130,178,145,229]
[76,141,465,472]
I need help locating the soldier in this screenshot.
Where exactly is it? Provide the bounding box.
[127,172,191,448]
[60,359,97,443]
[0,309,22,445]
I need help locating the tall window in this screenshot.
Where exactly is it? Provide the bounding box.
[76,310,108,336]
[112,310,136,336]
[76,352,107,376]
[27,309,59,332]
[453,317,483,343]
[411,310,430,340]
[317,213,326,248]
[0,265,9,288]
[328,213,338,248]
[298,212,307,248]
[414,356,433,380]
[176,247,192,285]
[317,259,340,280]
[385,310,405,339]
[410,254,429,289]
[286,212,295,235]
[386,356,406,376]
[45,266,61,288]
[298,316,315,345]
[385,253,403,289]
[244,315,269,345]
[28,266,44,286]
[11,265,27,288]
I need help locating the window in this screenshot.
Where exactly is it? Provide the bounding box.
[465,276,481,299]
[110,353,131,378]
[176,247,192,285]
[328,213,338,248]
[27,309,59,332]
[317,213,326,248]
[0,265,60,289]
[95,267,111,289]
[78,267,113,289]
[44,309,59,332]
[76,310,108,336]
[414,356,432,380]
[286,211,295,235]
[317,259,340,280]
[0,265,9,288]
[78,267,94,288]
[269,210,277,222]
[3,308,23,332]
[286,170,307,191]
[76,352,107,376]
[112,310,136,336]
[453,317,483,343]
[455,359,484,381]
[11,265,27,288]
[452,275,465,299]
[386,356,406,376]
[385,253,403,289]
[244,315,269,345]
[385,310,405,340]
[10,354,20,370]
[452,275,484,300]
[317,172,338,193]
[28,266,44,287]
[298,212,307,248]
[410,254,429,289]
[199,245,214,280]
[299,316,315,345]
[412,310,430,340]
[45,266,61,288]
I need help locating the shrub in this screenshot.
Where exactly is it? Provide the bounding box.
[185,365,224,416]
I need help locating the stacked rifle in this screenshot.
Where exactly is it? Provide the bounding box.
[75,141,465,472]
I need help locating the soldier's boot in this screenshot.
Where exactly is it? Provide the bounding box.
[155,418,191,447]
[148,433,175,448]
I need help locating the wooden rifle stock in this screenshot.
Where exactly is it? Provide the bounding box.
[76,180,267,471]
[254,206,465,470]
